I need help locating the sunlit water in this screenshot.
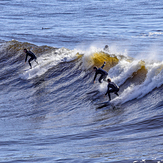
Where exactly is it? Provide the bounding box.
[0,0,163,162]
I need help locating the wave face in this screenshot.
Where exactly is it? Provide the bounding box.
[0,40,163,163]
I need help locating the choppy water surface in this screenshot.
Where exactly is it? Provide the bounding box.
[0,0,163,162]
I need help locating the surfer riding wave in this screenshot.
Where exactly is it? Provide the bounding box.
[24,48,38,69]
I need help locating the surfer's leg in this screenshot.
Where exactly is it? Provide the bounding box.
[107,91,111,101]
[114,88,119,96]
[35,59,39,65]
[99,75,103,83]
[108,89,116,101]
[114,92,119,96]
[34,56,38,64]
[108,93,111,101]
[28,58,34,69]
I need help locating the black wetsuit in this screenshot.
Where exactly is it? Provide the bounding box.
[105,82,119,101]
[25,50,37,68]
[94,63,108,83]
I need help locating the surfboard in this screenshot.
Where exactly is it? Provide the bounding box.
[94,101,111,109]
[95,101,110,105]
[24,63,39,71]
[20,63,40,80]
[94,101,110,106]
[86,90,99,95]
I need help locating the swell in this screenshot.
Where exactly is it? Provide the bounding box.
[1,40,163,162]
[1,40,163,106]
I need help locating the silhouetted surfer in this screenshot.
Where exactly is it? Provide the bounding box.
[24,48,38,69]
[93,62,108,83]
[105,78,119,101]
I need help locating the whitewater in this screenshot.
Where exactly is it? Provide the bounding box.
[0,0,163,163]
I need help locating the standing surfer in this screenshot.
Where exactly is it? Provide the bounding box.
[93,62,108,83]
[105,78,119,101]
[24,48,38,69]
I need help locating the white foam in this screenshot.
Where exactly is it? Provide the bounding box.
[20,47,78,80]
[109,59,143,86]
[97,59,143,94]
[112,61,163,105]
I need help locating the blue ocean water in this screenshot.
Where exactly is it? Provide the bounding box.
[0,0,163,162]
[1,0,163,57]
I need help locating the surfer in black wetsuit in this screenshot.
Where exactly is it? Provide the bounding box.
[24,48,38,69]
[93,62,108,83]
[105,78,119,101]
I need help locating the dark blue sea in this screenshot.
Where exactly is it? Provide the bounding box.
[0,0,163,162]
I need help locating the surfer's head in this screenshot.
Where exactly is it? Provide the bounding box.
[93,67,97,71]
[107,78,111,83]
[24,49,27,53]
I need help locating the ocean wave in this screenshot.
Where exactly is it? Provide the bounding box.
[0,40,79,79]
[1,40,163,104]
[20,47,79,80]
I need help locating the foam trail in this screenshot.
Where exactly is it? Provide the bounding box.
[109,59,144,86]
[20,48,78,79]
[112,61,163,105]
[98,59,144,94]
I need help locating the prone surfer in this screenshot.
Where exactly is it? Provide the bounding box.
[93,62,108,83]
[24,48,38,69]
[105,78,119,101]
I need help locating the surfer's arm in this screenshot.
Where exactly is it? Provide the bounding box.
[105,85,110,95]
[93,73,97,82]
[25,54,28,62]
[105,87,108,95]
[101,62,106,69]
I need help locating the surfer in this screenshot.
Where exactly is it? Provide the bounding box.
[24,48,38,69]
[105,78,119,101]
[93,62,108,83]
[104,45,109,51]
